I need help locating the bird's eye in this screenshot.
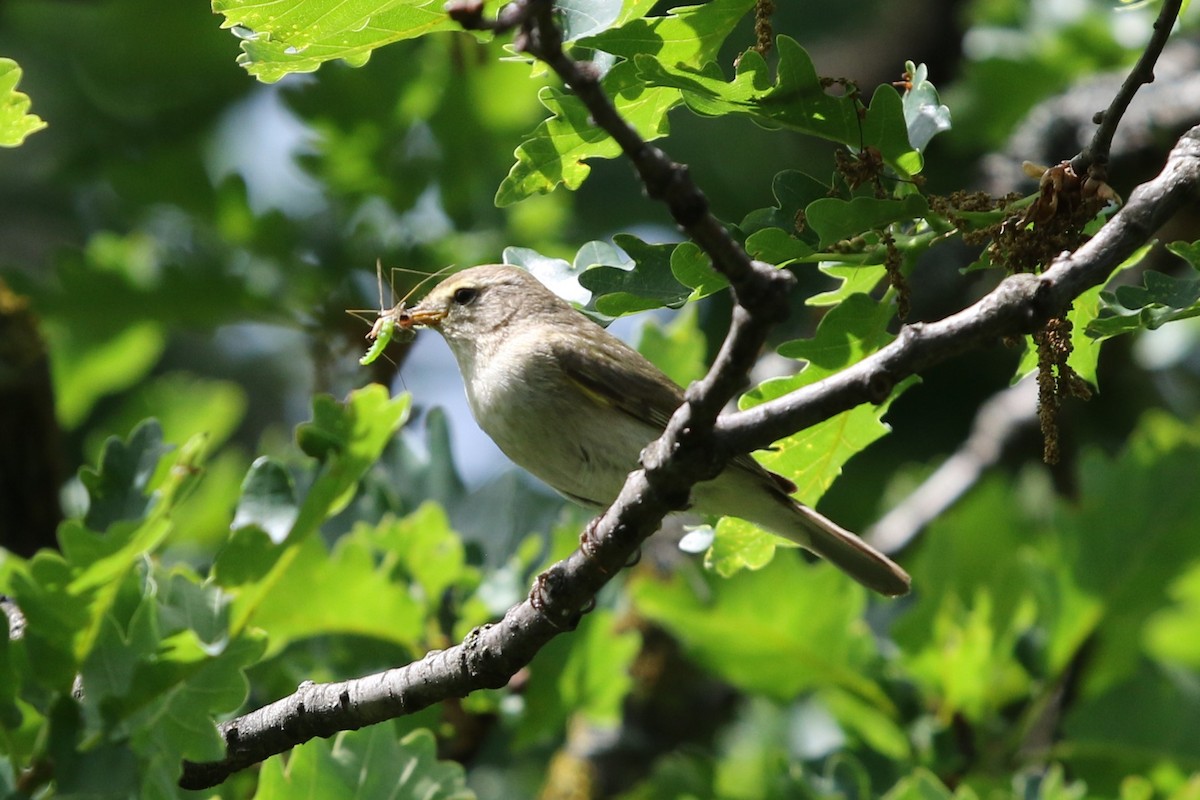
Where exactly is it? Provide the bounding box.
[452,287,479,305]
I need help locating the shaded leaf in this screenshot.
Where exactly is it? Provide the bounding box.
[254,727,474,799]
[806,194,929,250]
[636,37,921,177]
[231,457,299,544]
[1087,243,1200,340]
[581,234,689,315]
[80,419,173,533]
[633,555,887,703]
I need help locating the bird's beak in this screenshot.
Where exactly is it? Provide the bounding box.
[398,303,446,329]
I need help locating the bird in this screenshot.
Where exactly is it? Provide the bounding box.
[396,264,910,596]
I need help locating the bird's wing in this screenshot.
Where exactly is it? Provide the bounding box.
[553,336,682,430]
[553,337,798,496]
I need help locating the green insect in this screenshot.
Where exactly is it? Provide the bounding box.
[349,261,447,367]
[359,313,397,365]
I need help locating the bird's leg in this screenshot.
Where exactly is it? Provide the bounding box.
[529,570,583,630]
[578,517,606,566]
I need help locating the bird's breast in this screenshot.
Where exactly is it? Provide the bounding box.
[456,339,655,507]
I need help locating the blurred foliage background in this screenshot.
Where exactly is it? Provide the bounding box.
[4,0,1200,797]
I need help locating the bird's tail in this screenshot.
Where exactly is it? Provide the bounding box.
[788,503,911,597]
[694,469,911,596]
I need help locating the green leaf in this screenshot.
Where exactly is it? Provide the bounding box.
[0,615,22,732]
[581,0,756,67]
[239,523,426,655]
[79,571,265,779]
[212,0,460,83]
[230,387,410,631]
[637,304,707,387]
[705,296,912,575]
[1052,411,1200,694]
[1087,243,1200,340]
[806,194,929,250]
[880,768,957,800]
[891,478,1043,667]
[254,727,474,799]
[231,457,300,544]
[50,321,165,429]
[1062,661,1200,792]
[739,169,829,242]
[1019,242,1151,386]
[671,241,727,300]
[517,609,640,748]
[706,517,786,577]
[497,60,679,204]
[636,37,921,177]
[808,264,889,307]
[633,554,888,704]
[904,590,1034,721]
[0,58,46,147]
[7,429,207,690]
[370,502,479,615]
[822,687,911,760]
[756,294,910,504]
[293,386,411,540]
[581,234,689,315]
[1145,563,1200,668]
[744,227,815,266]
[80,419,174,533]
[900,62,952,152]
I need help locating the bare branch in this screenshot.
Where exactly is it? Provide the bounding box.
[717,124,1200,456]
[1071,0,1183,175]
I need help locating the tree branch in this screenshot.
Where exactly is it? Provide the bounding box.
[1070,0,1182,175]
[180,2,1200,787]
[183,0,791,789]
[717,124,1200,456]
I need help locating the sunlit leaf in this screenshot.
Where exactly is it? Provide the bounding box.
[497,61,679,204]
[0,58,46,147]
[581,0,756,67]
[213,0,460,83]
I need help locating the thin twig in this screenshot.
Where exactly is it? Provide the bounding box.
[1071,0,1182,175]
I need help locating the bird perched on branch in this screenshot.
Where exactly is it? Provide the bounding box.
[398,264,910,597]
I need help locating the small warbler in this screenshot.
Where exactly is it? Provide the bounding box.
[398,265,910,597]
